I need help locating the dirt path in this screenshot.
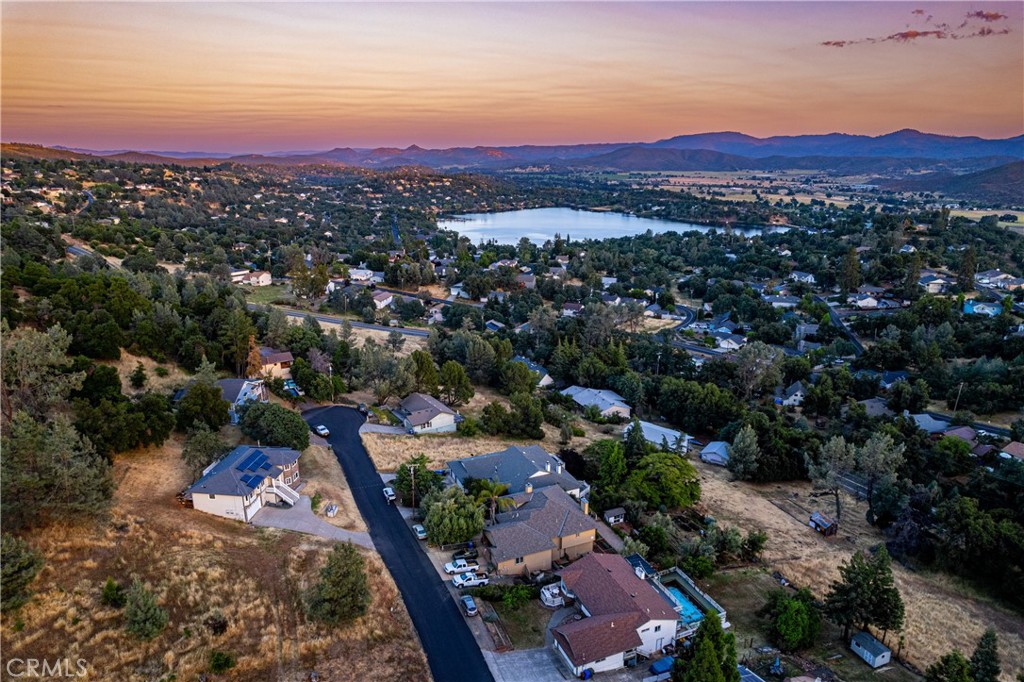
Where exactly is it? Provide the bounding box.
[694,461,1024,680]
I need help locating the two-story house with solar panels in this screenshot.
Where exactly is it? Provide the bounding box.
[186,445,302,522]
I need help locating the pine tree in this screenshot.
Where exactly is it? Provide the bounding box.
[624,420,650,467]
[124,578,168,640]
[101,577,125,608]
[727,425,760,481]
[681,636,726,682]
[1,533,43,612]
[439,361,474,406]
[129,362,147,389]
[925,651,972,682]
[677,612,739,682]
[969,629,1000,682]
[840,247,861,293]
[957,246,977,291]
[824,551,872,640]
[867,547,904,638]
[305,542,371,626]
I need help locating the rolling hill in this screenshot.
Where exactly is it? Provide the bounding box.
[879,161,1024,205]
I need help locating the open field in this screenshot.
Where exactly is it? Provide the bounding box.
[0,434,429,681]
[950,209,1023,230]
[298,444,368,532]
[243,284,293,305]
[706,569,921,682]
[104,349,193,396]
[693,461,1024,680]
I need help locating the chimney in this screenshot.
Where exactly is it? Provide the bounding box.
[580,497,590,515]
[525,482,533,494]
[545,461,551,472]
[556,463,563,475]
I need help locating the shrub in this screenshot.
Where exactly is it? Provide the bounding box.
[311,492,323,513]
[209,650,236,674]
[154,366,170,378]
[305,543,370,626]
[204,609,228,635]
[100,577,125,608]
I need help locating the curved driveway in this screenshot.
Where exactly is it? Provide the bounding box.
[303,406,493,682]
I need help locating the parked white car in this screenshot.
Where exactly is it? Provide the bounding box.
[452,572,489,588]
[444,559,480,575]
[412,524,427,540]
[383,487,396,503]
[314,425,330,437]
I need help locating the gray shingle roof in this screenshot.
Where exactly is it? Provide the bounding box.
[561,386,629,413]
[487,487,596,564]
[259,346,293,365]
[449,445,583,496]
[186,445,300,497]
[398,393,455,427]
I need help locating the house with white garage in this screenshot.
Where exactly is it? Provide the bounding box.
[395,392,457,434]
[372,291,394,310]
[551,553,681,676]
[780,381,806,407]
[789,271,817,285]
[186,445,302,523]
[623,421,690,452]
[240,270,272,287]
[561,386,631,419]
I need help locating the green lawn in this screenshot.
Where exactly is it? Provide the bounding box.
[494,600,550,649]
[243,284,292,305]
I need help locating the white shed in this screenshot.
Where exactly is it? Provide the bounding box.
[851,631,891,669]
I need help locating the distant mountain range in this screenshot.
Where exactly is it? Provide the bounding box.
[5,129,1023,202]
[875,160,1024,205]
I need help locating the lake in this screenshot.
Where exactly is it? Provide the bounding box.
[437,207,782,245]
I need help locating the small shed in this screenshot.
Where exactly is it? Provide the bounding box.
[809,512,837,537]
[851,631,891,668]
[700,442,730,467]
[603,507,626,525]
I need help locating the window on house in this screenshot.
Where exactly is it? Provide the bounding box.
[209,494,216,499]
[655,625,662,632]
[515,557,524,565]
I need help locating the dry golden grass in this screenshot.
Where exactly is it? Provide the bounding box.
[694,461,1024,680]
[363,405,619,472]
[0,435,429,681]
[298,444,367,532]
[634,317,680,333]
[103,350,193,396]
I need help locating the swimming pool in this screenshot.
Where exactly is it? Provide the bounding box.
[666,586,705,624]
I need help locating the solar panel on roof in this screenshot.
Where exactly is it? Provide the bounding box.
[235,451,261,472]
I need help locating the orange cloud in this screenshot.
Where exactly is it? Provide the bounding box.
[967,10,1008,22]
[822,7,1013,47]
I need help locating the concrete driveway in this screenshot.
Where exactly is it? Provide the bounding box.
[483,648,569,682]
[359,423,409,435]
[250,495,374,550]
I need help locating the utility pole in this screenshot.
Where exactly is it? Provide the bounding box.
[952,381,965,413]
[410,464,416,512]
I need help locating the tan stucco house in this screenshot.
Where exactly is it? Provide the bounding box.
[484,486,596,576]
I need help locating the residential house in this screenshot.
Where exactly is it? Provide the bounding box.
[898,244,917,254]
[964,300,1002,317]
[510,356,554,387]
[700,442,730,466]
[449,445,588,499]
[795,323,819,341]
[215,379,269,424]
[240,271,272,286]
[372,291,394,310]
[561,386,631,419]
[258,346,294,379]
[765,295,800,309]
[230,269,249,284]
[999,441,1024,462]
[855,397,894,418]
[1001,277,1024,291]
[484,486,597,576]
[710,332,745,351]
[880,371,909,389]
[186,446,302,523]
[600,276,618,289]
[798,339,823,354]
[908,412,949,435]
[425,304,445,325]
[789,271,817,285]
[942,426,978,449]
[975,269,1010,286]
[623,421,689,452]
[551,553,680,676]
[780,381,806,407]
[847,293,879,309]
[516,274,537,290]
[562,302,584,318]
[918,274,951,294]
[395,393,457,434]
[603,508,626,525]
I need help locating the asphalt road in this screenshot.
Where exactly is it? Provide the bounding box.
[303,406,494,682]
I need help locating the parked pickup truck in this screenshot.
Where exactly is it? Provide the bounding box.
[452,572,489,588]
[444,559,480,575]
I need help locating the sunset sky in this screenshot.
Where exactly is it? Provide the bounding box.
[3,2,1022,153]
